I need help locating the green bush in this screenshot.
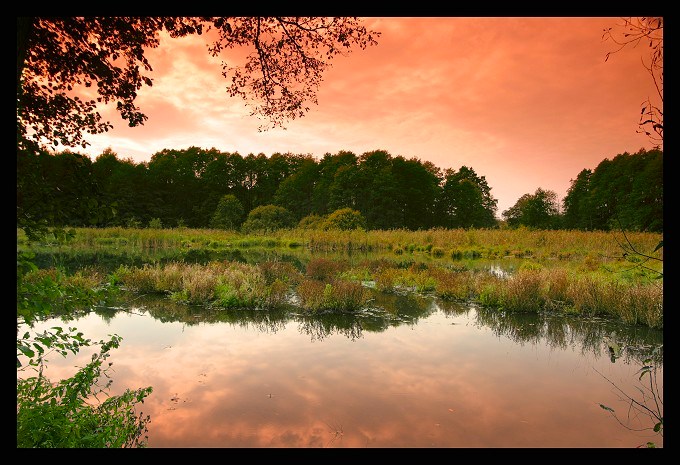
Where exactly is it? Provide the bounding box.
[323,208,366,231]
[241,205,295,233]
[17,331,152,448]
[298,214,326,229]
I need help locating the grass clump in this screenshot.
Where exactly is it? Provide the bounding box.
[297,279,369,312]
[115,261,294,309]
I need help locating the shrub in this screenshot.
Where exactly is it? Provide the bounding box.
[298,214,326,229]
[241,205,295,233]
[323,208,366,231]
[125,217,142,229]
[501,269,545,312]
[450,249,463,260]
[259,260,302,285]
[374,267,401,292]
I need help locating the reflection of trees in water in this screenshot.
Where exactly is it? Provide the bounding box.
[294,292,436,342]
[91,305,122,324]
[296,313,366,342]
[371,291,436,323]
[472,307,663,365]
[109,292,662,362]
[209,308,291,334]
[118,289,438,342]
[129,295,291,333]
[435,299,474,316]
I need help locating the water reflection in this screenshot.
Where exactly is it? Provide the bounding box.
[293,292,433,342]
[467,306,663,366]
[106,290,663,365]
[112,291,440,343]
[25,291,662,448]
[137,297,291,334]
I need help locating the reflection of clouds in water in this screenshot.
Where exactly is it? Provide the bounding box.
[19,301,662,447]
[144,315,653,446]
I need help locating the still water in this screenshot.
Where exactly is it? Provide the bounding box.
[19,291,663,448]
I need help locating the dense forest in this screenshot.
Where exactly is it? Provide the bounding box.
[17,145,662,233]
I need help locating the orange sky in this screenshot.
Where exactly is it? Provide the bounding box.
[80,17,660,216]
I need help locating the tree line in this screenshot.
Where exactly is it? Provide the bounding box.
[501,148,662,232]
[17,145,662,233]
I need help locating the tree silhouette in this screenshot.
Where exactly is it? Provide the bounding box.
[17,17,380,151]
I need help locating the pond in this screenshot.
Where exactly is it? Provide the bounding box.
[18,290,663,448]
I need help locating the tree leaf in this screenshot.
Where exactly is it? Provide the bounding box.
[18,345,35,358]
[599,404,615,413]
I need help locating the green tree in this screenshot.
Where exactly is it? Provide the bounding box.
[579,149,662,232]
[391,156,441,229]
[91,149,159,227]
[352,150,401,230]
[323,208,366,231]
[312,151,358,215]
[17,145,61,240]
[298,214,326,229]
[210,194,244,230]
[239,153,271,212]
[241,204,295,233]
[437,166,498,229]
[200,151,248,225]
[274,157,320,220]
[92,149,129,227]
[503,188,561,229]
[628,149,663,232]
[145,147,222,227]
[17,148,114,233]
[258,152,308,206]
[562,169,594,230]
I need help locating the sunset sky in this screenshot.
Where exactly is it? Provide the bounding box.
[80,17,660,217]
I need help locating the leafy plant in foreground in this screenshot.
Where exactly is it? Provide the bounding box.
[17,242,152,447]
[17,329,153,448]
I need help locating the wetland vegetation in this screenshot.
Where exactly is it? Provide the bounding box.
[19,226,663,328]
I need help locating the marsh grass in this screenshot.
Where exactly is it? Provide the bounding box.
[305,257,350,281]
[429,267,477,301]
[19,226,662,263]
[22,266,106,291]
[18,226,663,327]
[115,261,295,309]
[259,260,303,285]
[495,269,545,313]
[297,278,369,312]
